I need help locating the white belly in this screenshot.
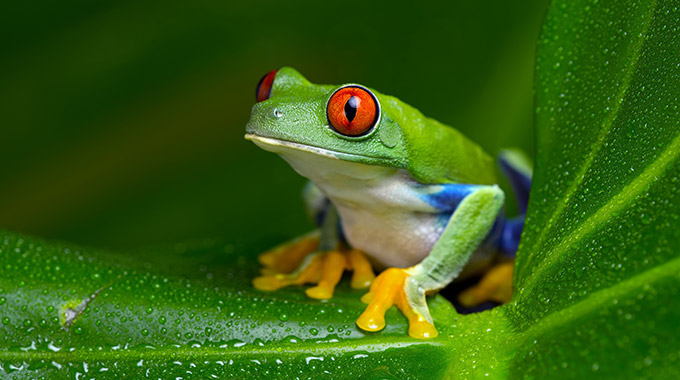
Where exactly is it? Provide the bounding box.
[336,203,444,268]
[274,147,446,268]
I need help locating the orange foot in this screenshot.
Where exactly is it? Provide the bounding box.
[253,235,375,300]
[257,232,320,275]
[357,268,438,339]
[458,261,514,308]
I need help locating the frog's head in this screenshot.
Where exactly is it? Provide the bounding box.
[245,67,409,170]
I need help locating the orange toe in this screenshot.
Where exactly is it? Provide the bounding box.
[356,267,439,339]
[458,261,514,308]
[356,268,407,333]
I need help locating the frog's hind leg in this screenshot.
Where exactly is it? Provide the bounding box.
[457,260,514,308]
[258,231,320,275]
[455,149,532,307]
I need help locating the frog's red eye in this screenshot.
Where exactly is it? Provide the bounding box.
[327,85,379,137]
[256,69,278,102]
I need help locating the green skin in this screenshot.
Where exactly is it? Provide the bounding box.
[245,67,504,331]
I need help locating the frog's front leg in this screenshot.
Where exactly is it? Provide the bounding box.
[357,185,505,339]
[253,204,375,299]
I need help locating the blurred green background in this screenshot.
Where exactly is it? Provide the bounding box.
[0,0,547,250]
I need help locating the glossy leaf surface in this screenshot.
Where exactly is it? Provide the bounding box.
[510,0,680,376]
[2,0,680,378]
[0,233,505,378]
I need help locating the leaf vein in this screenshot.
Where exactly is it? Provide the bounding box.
[514,254,680,344]
[520,129,680,300]
[0,340,439,362]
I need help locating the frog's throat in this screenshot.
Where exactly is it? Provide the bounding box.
[244,133,395,166]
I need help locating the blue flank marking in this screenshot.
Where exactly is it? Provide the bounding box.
[498,216,524,258]
[421,184,481,212]
[425,184,504,251]
[308,164,529,257]
[422,182,525,258]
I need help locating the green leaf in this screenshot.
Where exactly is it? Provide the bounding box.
[0,233,475,378]
[508,0,680,376]
[2,0,680,378]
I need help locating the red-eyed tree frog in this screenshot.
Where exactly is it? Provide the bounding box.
[245,67,532,339]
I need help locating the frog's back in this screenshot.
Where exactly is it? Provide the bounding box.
[382,96,496,185]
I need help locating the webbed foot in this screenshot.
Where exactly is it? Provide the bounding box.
[257,231,320,275]
[356,267,438,339]
[458,261,514,307]
[253,247,375,300]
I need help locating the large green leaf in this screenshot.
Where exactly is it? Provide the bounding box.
[508,0,680,376]
[2,0,680,378]
[0,233,469,378]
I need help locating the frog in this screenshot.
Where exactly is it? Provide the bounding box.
[244,67,532,339]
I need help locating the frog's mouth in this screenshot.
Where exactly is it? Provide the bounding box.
[244,133,395,165]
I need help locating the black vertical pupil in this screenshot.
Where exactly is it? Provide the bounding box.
[344,96,359,122]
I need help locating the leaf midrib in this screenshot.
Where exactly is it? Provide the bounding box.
[0,339,440,362]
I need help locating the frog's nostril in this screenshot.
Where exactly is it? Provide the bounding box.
[273,109,283,118]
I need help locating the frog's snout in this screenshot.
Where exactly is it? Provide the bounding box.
[250,103,284,121]
[245,103,285,136]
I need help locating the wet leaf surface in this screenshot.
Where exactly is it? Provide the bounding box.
[2,0,680,378]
